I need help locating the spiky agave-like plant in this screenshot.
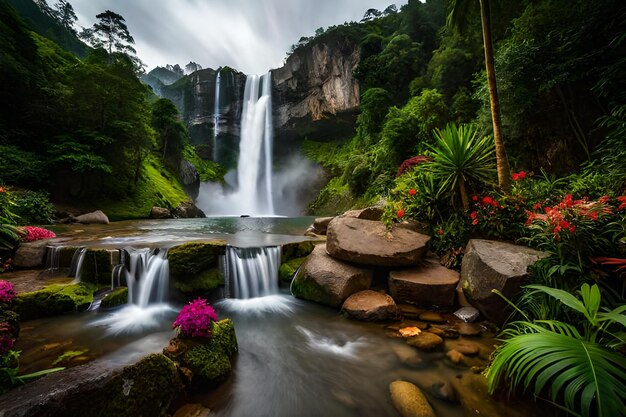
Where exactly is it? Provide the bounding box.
[486,284,626,417]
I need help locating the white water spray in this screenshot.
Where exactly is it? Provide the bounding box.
[224,246,280,299]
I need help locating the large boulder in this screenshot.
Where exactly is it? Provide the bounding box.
[75,210,109,224]
[150,206,173,219]
[326,217,430,267]
[458,239,549,323]
[313,217,334,235]
[291,245,373,307]
[0,353,183,417]
[389,380,436,417]
[342,206,383,221]
[341,290,400,321]
[13,240,49,268]
[389,259,460,307]
[173,202,205,218]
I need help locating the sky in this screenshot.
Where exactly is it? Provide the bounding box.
[70,0,408,74]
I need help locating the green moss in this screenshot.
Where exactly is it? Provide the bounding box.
[182,145,225,182]
[308,176,355,216]
[74,354,182,417]
[52,349,88,366]
[279,257,307,282]
[174,268,223,293]
[79,249,113,285]
[168,242,225,284]
[100,287,128,309]
[16,283,96,320]
[282,241,315,261]
[174,319,238,386]
[290,271,331,304]
[98,154,190,221]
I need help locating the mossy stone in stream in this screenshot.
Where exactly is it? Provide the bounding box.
[279,257,307,282]
[173,268,224,293]
[15,283,96,320]
[100,287,128,309]
[79,249,113,285]
[166,319,238,387]
[168,242,226,293]
[282,241,314,262]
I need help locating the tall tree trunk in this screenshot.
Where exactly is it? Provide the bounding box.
[479,0,511,193]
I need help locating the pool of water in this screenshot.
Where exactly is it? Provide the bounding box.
[48,216,316,248]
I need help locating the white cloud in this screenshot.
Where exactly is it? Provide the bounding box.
[71,0,407,74]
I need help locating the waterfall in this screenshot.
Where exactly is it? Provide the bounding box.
[213,69,221,162]
[197,71,275,216]
[237,72,275,215]
[45,246,62,271]
[224,246,280,299]
[68,247,87,282]
[113,248,169,307]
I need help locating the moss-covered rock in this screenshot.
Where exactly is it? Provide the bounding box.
[164,319,238,387]
[100,287,128,309]
[168,242,226,293]
[282,241,315,262]
[16,283,96,321]
[279,257,307,282]
[79,249,113,285]
[173,268,224,293]
[290,272,330,303]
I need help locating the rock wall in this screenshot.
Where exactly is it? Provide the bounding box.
[272,37,361,143]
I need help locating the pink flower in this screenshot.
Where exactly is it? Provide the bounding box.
[22,226,56,242]
[172,298,219,338]
[0,280,16,303]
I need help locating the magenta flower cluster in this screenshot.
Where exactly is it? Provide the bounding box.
[172,298,219,338]
[0,280,15,303]
[0,335,14,355]
[22,226,56,242]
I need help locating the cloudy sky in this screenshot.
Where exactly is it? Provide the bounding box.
[70,0,407,74]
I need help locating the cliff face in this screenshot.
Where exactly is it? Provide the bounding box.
[272,37,361,143]
[161,68,246,162]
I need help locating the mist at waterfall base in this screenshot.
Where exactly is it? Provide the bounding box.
[198,154,324,216]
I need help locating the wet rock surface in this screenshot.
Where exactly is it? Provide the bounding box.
[389,380,436,417]
[341,290,400,321]
[389,259,460,307]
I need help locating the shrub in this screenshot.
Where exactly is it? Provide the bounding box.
[11,190,55,225]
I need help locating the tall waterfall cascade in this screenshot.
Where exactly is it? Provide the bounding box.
[213,70,221,161]
[198,71,276,216]
[223,246,280,299]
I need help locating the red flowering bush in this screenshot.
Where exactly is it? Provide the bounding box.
[0,280,15,303]
[172,298,219,338]
[524,194,625,271]
[396,156,431,176]
[21,226,55,242]
[468,194,528,240]
[512,171,527,181]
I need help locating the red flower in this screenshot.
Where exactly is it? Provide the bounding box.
[598,195,610,204]
[512,173,519,181]
[519,171,526,179]
[482,196,494,205]
[532,203,542,210]
[564,194,574,208]
[617,196,626,211]
[559,220,570,229]
[553,225,562,234]
[438,228,444,235]
[0,187,4,193]
[569,226,576,233]
[587,211,598,221]
[471,219,479,225]
[470,211,477,219]
[471,195,478,202]
[397,209,405,219]
[408,189,417,196]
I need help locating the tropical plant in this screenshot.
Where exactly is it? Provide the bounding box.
[487,283,626,417]
[423,123,495,209]
[0,349,64,394]
[447,0,512,192]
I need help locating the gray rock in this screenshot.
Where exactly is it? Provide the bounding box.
[391,343,424,368]
[172,202,205,218]
[313,217,334,234]
[150,206,173,219]
[389,380,436,417]
[389,259,460,307]
[342,206,383,221]
[454,306,480,322]
[458,239,549,324]
[291,245,373,307]
[341,290,400,321]
[326,217,430,267]
[13,240,49,268]
[0,353,182,417]
[75,210,109,224]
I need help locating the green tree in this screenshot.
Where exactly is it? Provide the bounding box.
[152,98,189,169]
[52,0,77,35]
[80,10,136,57]
[447,0,512,192]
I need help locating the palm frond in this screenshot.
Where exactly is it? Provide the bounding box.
[487,322,626,417]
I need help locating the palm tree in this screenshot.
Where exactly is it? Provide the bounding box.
[447,0,512,193]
